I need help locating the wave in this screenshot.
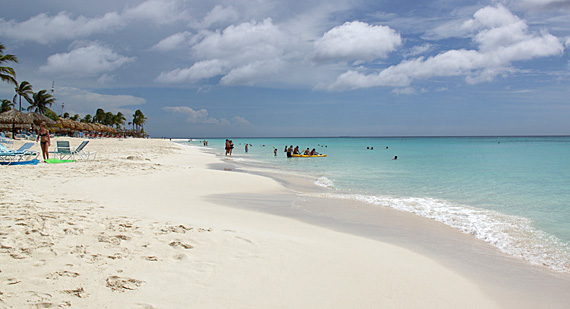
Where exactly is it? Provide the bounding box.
[329,193,570,273]
[315,176,335,189]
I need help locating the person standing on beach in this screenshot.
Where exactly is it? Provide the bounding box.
[245,143,248,153]
[229,140,234,156]
[225,139,230,156]
[36,122,50,161]
[274,148,277,156]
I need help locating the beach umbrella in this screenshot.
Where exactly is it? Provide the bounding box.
[29,112,57,127]
[70,120,80,130]
[0,110,34,138]
[0,110,33,125]
[84,123,95,131]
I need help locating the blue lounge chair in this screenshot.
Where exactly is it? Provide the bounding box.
[50,141,74,160]
[49,140,96,161]
[0,132,13,145]
[0,142,39,165]
[72,140,96,160]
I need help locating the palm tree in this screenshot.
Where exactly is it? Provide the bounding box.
[104,111,114,126]
[13,81,33,112]
[94,108,105,123]
[0,42,18,86]
[28,89,56,115]
[133,109,146,132]
[81,114,92,123]
[114,112,126,129]
[1,99,13,112]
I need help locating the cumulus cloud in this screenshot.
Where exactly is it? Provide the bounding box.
[162,106,220,124]
[56,86,145,115]
[157,18,294,85]
[123,0,189,24]
[405,44,433,57]
[391,87,416,95]
[40,42,135,77]
[0,0,192,44]
[0,11,124,44]
[232,116,251,126]
[313,21,401,62]
[151,31,194,51]
[163,106,250,125]
[201,5,240,29]
[325,5,564,91]
[156,59,227,83]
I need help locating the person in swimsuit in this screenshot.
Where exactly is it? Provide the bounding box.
[36,122,50,161]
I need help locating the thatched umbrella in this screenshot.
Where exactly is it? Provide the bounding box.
[29,112,57,127]
[0,110,33,138]
[83,123,95,131]
[0,110,33,125]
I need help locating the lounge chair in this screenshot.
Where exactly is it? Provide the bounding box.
[0,142,39,165]
[73,140,96,160]
[50,140,96,161]
[0,132,13,145]
[50,141,74,160]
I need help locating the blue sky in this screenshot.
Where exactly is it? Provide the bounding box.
[1,0,569,137]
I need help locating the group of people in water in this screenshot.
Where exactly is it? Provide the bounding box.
[222,140,396,159]
[284,145,320,157]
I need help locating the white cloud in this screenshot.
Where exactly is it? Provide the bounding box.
[221,59,284,86]
[313,21,401,62]
[151,31,194,51]
[157,18,295,85]
[391,87,416,95]
[192,18,288,63]
[163,106,251,126]
[405,44,433,57]
[232,116,251,126]
[325,5,564,91]
[123,0,189,25]
[156,59,227,83]
[201,5,240,29]
[56,86,145,116]
[163,106,252,126]
[0,11,124,44]
[163,106,220,124]
[40,42,135,77]
[0,0,192,44]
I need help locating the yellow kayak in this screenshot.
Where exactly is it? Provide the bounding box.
[291,154,327,157]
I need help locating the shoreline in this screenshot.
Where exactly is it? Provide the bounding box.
[201,143,570,307]
[1,138,569,307]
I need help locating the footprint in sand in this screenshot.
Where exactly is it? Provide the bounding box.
[105,276,143,292]
[61,287,88,298]
[98,234,130,246]
[169,241,194,249]
[46,271,80,280]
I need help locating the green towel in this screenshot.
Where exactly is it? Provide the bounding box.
[45,158,76,164]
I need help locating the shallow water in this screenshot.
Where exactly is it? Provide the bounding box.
[181,136,570,273]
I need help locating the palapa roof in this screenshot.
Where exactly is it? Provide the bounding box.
[0,110,33,124]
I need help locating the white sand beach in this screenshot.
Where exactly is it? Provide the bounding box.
[1,138,569,308]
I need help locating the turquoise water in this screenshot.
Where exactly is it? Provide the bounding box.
[182,137,570,272]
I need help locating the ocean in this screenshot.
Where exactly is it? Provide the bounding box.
[179,136,570,273]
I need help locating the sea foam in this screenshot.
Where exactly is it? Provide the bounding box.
[330,193,570,273]
[315,176,335,189]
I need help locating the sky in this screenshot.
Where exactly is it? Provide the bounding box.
[1,0,569,137]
